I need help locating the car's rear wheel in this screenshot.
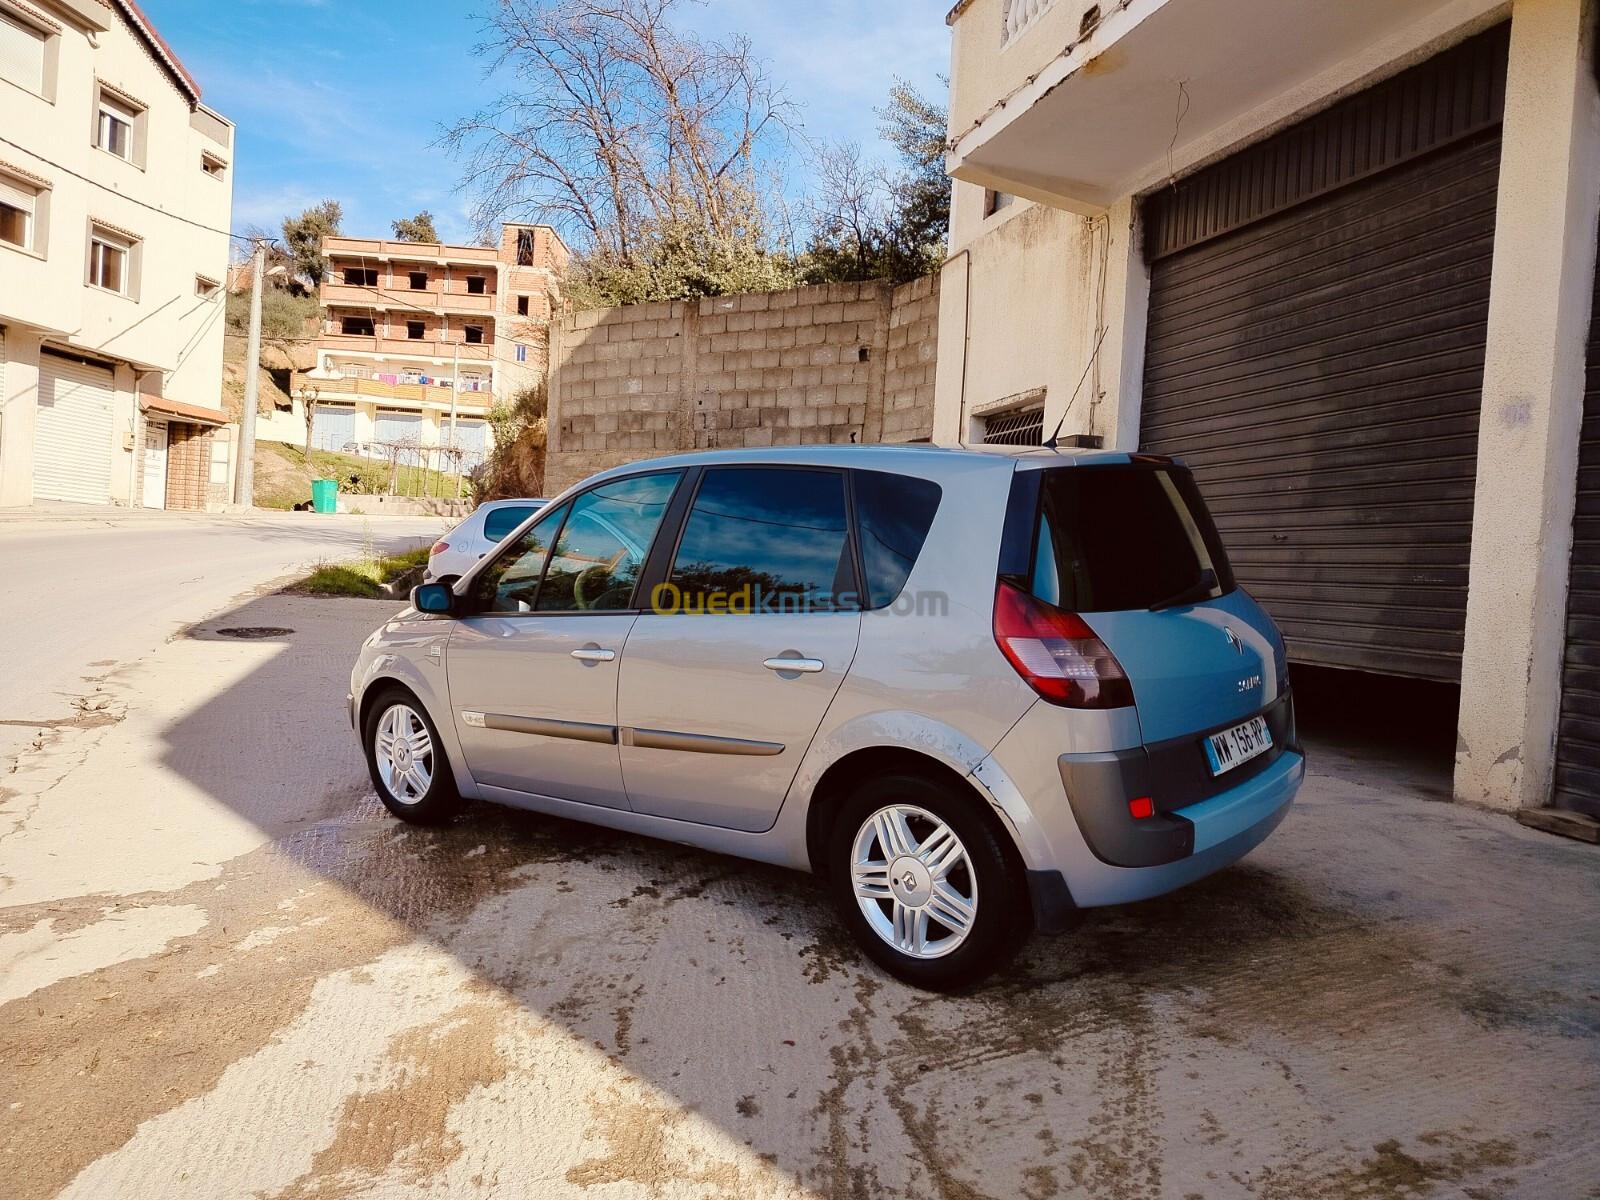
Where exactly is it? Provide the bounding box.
[827,773,1031,991]
[362,688,467,825]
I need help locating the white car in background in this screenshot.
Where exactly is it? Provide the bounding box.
[425,499,548,586]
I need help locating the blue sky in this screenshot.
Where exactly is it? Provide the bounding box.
[136,1,950,250]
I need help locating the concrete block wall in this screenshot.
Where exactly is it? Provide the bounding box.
[547,275,939,493]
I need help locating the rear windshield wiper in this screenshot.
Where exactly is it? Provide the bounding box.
[1149,568,1218,612]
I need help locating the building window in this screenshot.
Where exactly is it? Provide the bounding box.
[408,271,428,290]
[984,189,1015,217]
[88,226,134,294]
[516,294,529,316]
[463,324,484,344]
[466,275,486,295]
[515,344,527,363]
[516,228,536,266]
[200,152,226,180]
[0,173,40,252]
[96,91,140,162]
[342,266,377,287]
[195,275,220,299]
[0,9,47,97]
[981,406,1044,446]
[406,320,425,340]
[340,315,375,336]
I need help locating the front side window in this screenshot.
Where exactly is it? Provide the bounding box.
[475,472,679,614]
[97,93,138,160]
[1030,466,1235,612]
[0,174,37,250]
[88,229,130,293]
[666,468,854,612]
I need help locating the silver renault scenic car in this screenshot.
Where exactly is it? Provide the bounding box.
[350,445,1304,989]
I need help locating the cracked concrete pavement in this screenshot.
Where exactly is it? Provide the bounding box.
[2,523,1598,1199]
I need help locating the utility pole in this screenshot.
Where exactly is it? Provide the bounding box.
[234,238,266,506]
[450,340,461,499]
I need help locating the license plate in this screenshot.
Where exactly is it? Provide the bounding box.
[1204,716,1272,776]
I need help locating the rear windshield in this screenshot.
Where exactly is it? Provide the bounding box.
[1029,466,1234,612]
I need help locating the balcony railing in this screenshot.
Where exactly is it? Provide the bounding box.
[1003,0,1057,44]
[319,332,495,360]
[293,373,495,408]
[321,282,499,314]
[323,236,500,264]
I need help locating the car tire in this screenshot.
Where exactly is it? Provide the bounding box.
[827,772,1032,991]
[362,687,467,826]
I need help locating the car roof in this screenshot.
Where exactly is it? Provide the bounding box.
[477,497,548,509]
[575,443,1149,488]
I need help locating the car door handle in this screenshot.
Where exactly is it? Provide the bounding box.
[763,656,824,674]
[571,647,617,663]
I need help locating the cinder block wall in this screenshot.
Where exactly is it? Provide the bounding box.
[546,275,939,494]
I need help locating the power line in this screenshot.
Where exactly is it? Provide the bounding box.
[0,133,258,244]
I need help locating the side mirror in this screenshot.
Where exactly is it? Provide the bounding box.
[411,583,456,615]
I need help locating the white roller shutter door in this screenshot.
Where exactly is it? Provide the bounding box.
[35,352,114,504]
[311,405,356,452]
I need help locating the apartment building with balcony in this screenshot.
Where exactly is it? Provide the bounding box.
[0,0,235,509]
[268,223,567,472]
[935,0,1599,820]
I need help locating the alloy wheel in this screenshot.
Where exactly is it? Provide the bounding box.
[850,804,979,959]
[374,703,434,804]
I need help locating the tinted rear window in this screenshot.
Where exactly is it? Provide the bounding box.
[1029,466,1234,612]
[853,469,942,610]
[483,505,538,542]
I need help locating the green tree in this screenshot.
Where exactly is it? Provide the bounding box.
[800,78,950,286]
[445,0,795,306]
[392,211,441,243]
[281,200,343,286]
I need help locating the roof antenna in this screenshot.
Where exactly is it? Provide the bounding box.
[1044,325,1109,449]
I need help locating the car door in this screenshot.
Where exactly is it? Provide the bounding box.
[616,466,863,832]
[446,471,683,808]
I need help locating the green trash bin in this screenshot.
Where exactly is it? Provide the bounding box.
[311,479,338,514]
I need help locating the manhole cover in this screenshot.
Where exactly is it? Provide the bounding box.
[213,627,295,639]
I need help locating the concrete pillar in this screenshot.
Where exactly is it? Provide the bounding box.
[1455,0,1600,810]
[930,250,971,445]
[0,330,42,507]
[1089,195,1152,451]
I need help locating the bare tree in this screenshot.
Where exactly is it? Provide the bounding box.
[445,0,798,303]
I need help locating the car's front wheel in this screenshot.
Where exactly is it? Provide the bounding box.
[362,687,467,825]
[827,773,1031,991]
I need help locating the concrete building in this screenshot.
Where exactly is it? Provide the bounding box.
[936,0,1600,819]
[0,0,235,509]
[266,224,567,474]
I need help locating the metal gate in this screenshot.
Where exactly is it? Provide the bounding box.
[1552,229,1600,816]
[1139,26,1508,681]
[35,350,115,504]
[311,404,356,453]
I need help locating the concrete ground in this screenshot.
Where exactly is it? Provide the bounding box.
[1,575,1597,1197]
[0,504,448,765]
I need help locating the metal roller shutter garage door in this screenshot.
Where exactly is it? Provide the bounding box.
[1551,229,1600,816]
[446,418,487,470]
[35,351,115,504]
[311,405,356,453]
[374,410,425,466]
[1139,26,1507,681]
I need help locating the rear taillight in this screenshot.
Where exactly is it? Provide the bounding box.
[430,541,449,556]
[992,580,1134,709]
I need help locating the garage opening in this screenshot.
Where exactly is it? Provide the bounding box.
[1139,25,1508,685]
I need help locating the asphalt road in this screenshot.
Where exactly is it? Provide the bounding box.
[0,505,448,767]
[1,515,1597,1197]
